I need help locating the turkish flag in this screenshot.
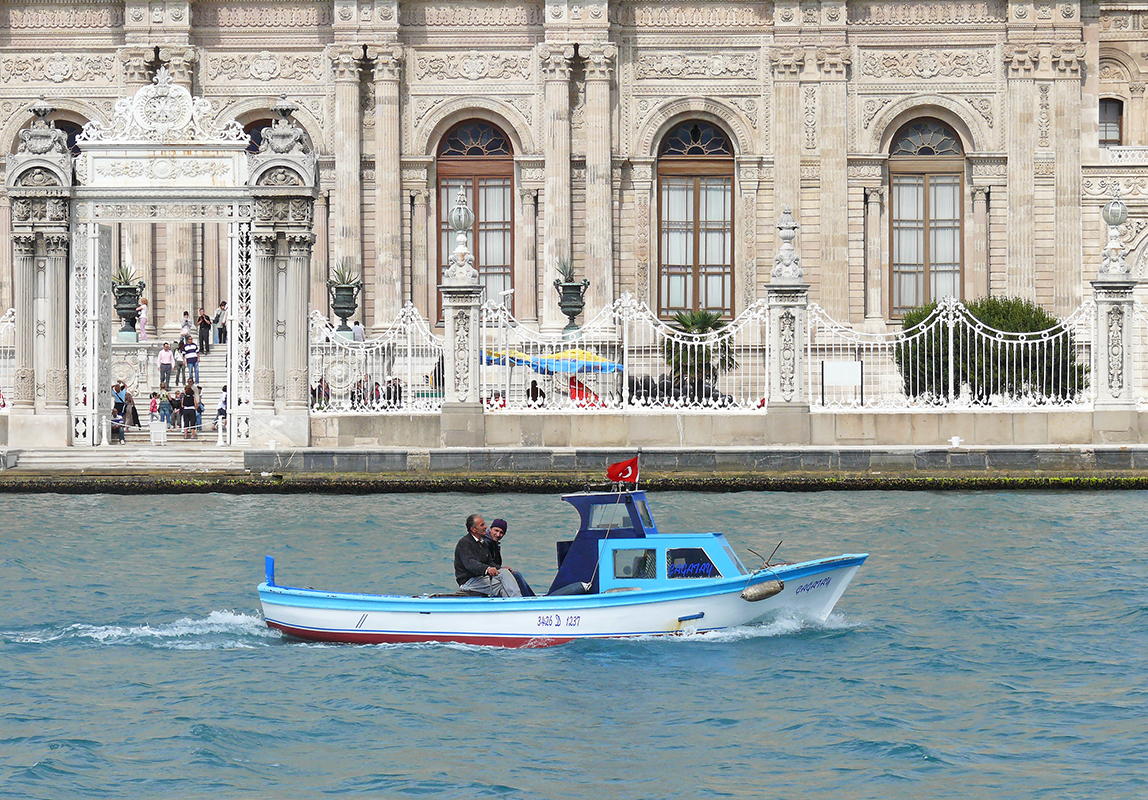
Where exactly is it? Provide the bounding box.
[607,456,640,483]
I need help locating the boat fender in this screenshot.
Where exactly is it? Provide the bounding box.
[741,579,783,602]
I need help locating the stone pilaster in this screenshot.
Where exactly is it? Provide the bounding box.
[631,159,654,306]
[370,45,404,328]
[539,43,574,332]
[582,43,616,318]
[328,45,364,298]
[817,46,850,320]
[11,233,34,410]
[164,222,194,333]
[250,233,277,409]
[312,190,330,317]
[410,189,430,318]
[1053,44,1085,315]
[770,47,805,245]
[0,197,10,312]
[286,233,313,409]
[43,233,69,408]
[1004,44,1039,300]
[1130,83,1147,146]
[126,223,154,337]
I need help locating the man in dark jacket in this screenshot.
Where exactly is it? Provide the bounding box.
[454,514,522,597]
[488,518,535,597]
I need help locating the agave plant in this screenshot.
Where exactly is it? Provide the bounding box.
[555,260,577,284]
[329,260,361,287]
[112,264,139,286]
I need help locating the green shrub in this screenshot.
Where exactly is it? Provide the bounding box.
[893,297,1088,403]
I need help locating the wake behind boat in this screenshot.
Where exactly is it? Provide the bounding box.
[258,489,868,648]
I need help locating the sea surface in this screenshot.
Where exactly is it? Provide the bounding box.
[1,490,1145,800]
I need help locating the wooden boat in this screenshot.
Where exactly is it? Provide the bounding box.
[258,490,868,648]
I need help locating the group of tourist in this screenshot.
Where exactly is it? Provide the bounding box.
[109,380,228,443]
[453,515,534,598]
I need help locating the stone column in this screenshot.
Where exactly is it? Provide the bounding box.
[1004,44,1039,300]
[539,43,574,332]
[328,45,364,294]
[312,190,330,318]
[43,233,69,408]
[126,223,155,337]
[11,233,35,410]
[582,43,616,318]
[371,45,404,328]
[1130,83,1147,146]
[410,189,430,318]
[518,188,538,320]
[817,47,850,320]
[286,233,313,410]
[1053,45,1086,315]
[164,222,194,333]
[737,160,760,309]
[251,233,277,410]
[969,186,990,300]
[863,187,885,324]
[0,198,10,312]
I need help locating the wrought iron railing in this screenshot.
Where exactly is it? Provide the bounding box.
[808,297,1094,409]
[478,293,771,411]
[309,304,445,413]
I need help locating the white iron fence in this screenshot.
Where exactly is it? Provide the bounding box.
[479,293,771,411]
[309,304,445,413]
[0,308,13,410]
[808,297,1095,409]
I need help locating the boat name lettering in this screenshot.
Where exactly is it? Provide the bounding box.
[668,562,716,578]
[795,577,831,596]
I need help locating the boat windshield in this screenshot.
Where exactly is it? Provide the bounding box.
[636,500,653,528]
[666,547,722,579]
[590,502,632,530]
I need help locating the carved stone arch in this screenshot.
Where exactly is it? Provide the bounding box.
[636,97,752,158]
[870,96,984,155]
[416,98,535,157]
[6,159,70,190]
[1128,224,1148,278]
[249,161,311,188]
[217,98,322,155]
[1,98,101,156]
[1099,48,1139,83]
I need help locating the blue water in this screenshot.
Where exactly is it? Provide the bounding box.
[2,490,1146,800]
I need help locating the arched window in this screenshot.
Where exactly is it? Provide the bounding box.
[437,120,514,313]
[1100,99,1124,147]
[888,119,965,317]
[656,121,734,318]
[244,119,273,154]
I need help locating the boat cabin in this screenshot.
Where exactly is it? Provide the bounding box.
[547,491,749,594]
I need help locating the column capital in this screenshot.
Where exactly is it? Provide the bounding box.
[327,45,363,81]
[287,232,315,256]
[117,46,153,86]
[1050,43,1086,77]
[158,47,197,87]
[409,187,429,203]
[1003,43,1040,75]
[519,186,539,201]
[538,43,575,81]
[582,43,617,81]
[971,185,990,202]
[12,233,35,257]
[770,47,805,79]
[368,44,404,82]
[1130,82,1147,96]
[864,186,885,202]
[815,46,850,79]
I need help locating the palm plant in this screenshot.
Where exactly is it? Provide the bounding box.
[662,310,738,401]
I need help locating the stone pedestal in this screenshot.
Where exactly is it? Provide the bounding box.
[1091,278,1136,412]
[767,283,811,410]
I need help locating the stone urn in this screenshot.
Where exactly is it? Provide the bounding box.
[553,262,589,337]
[112,267,146,337]
[327,263,362,334]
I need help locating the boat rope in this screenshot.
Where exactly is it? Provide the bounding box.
[586,488,627,591]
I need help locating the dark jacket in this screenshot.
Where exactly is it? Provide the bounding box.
[454,533,497,585]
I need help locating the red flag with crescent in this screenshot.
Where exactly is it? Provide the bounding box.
[607,456,640,483]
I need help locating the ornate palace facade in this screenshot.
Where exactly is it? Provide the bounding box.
[3,1,1148,447]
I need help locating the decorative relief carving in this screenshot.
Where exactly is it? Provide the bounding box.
[848,1,1006,25]
[208,51,326,83]
[96,159,232,181]
[965,96,994,128]
[861,49,993,79]
[610,4,766,27]
[635,191,651,304]
[1037,3,1053,20]
[1038,84,1051,148]
[636,52,759,80]
[1109,306,1125,393]
[1100,12,1132,30]
[1034,158,1055,178]
[803,87,817,150]
[6,4,124,28]
[416,51,531,81]
[0,53,116,84]
[413,95,450,128]
[729,97,758,126]
[1100,59,1131,83]
[862,96,893,128]
[778,309,796,401]
[194,3,332,27]
[1083,177,1148,197]
[399,2,542,25]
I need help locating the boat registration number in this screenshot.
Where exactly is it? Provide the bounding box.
[537,614,580,628]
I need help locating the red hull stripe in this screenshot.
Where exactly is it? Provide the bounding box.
[266,620,576,649]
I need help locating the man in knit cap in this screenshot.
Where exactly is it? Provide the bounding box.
[488,518,535,597]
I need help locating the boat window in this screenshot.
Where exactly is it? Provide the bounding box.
[613,548,657,580]
[636,500,653,529]
[722,543,748,575]
[666,548,722,579]
[591,502,631,530]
